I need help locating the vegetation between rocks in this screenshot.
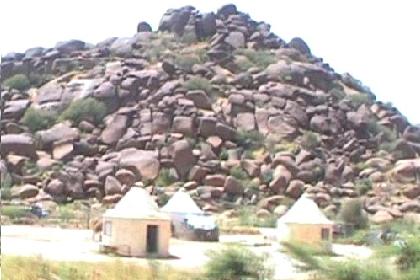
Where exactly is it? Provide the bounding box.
[2,74,31,91]
[59,97,106,125]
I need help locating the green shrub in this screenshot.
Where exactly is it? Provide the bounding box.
[155,168,177,187]
[324,259,391,280]
[58,204,76,222]
[1,169,13,200]
[59,98,106,125]
[346,93,372,108]
[235,48,276,70]
[283,242,391,280]
[261,169,274,184]
[229,166,249,181]
[301,131,321,150]
[237,206,277,228]
[219,148,228,160]
[184,77,212,93]
[204,245,273,280]
[338,198,368,229]
[396,236,420,271]
[329,88,346,101]
[236,130,264,149]
[355,178,373,195]
[367,121,397,143]
[282,241,322,271]
[401,263,420,280]
[2,205,29,219]
[173,54,201,72]
[3,74,30,91]
[21,107,57,132]
[28,73,55,87]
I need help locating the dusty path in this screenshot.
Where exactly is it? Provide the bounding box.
[1,225,307,279]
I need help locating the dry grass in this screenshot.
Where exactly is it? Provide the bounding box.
[1,256,199,280]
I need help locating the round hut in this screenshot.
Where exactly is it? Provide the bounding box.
[101,187,171,257]
[276,194,334,245]
[162,189,219,241]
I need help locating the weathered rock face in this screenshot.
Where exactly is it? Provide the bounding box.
[171,139,196,179]
[0,134,37,159]
[100,114,127,145]
[119,149,160,180]
[1,4,419,217]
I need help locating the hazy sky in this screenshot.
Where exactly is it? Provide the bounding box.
[1,0,419,123]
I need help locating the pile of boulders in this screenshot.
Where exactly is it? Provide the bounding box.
[1,4,419,223]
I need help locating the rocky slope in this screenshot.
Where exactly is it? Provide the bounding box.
[1,4,419,223]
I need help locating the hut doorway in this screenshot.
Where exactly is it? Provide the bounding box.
[147,225,158,253]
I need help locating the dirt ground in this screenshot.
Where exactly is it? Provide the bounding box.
[0,225,371,280]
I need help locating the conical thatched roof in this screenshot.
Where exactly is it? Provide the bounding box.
[161,190,203,215]
[277,194,333,225]
[104,187,169,220]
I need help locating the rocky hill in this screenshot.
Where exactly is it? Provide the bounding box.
[1,4,419,224]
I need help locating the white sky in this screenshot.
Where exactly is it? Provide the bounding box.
[1,0,419,123]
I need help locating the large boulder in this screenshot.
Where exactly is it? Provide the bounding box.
[137,21,152,32]
[172,116,195,136]
[115,169,137,186]
[104,176,122,195]
[170,139,196,179]
[3,100,30,119]
[119,148,160,180]
[196,12,217,39]
[269,166,292,194]
[0,134,37,159]
[186,90,212,109]
[225,32,245,49]
[36,122,79,148]
[45,179,65,196]
[310,115,341,135]
[288,37,311,55]
[100,114,127,145]
[403,126,420,143]
[55,39,86,53]
[158,6,193,36]
[224,176,244,195]
[11,184,39,199]
[235,113,255,131]
[393,159,420,183]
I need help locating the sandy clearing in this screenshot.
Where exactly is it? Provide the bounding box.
[1,225,307,279]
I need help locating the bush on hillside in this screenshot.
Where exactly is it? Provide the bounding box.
[21,108,57,132]
[328,88,346,101]
[155,168,178,187]
[355,178,373,195]
[235,48,276,70]
[229,166,249,181]
[59,98,106,125]
[346,93,372,109]
[173,54,201,72]
[184,77,212,93]
[338,198,368,229]
[301,131,321,150]
[3,74,30,91]
[236,130,264,149]
[204,245,273,280]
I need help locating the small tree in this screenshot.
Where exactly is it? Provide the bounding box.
[301,131,321,150]
[338,198,368,229]
[59,98,106,125]
[2,74,30,91]
[21,108,57,132]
